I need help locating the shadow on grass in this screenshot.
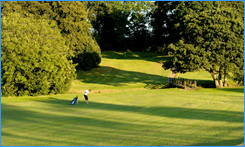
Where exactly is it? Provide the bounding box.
[1,102,162,146]
[1,130,77,146]
[88,102,244,123]
[41,99,244,123]
[11,98,243,123]
[101,51,170,63]
[1,102,145,130]
[191,138,244,146]
[76,66,168,86]
[215,87,244,93]
[2,100,244,146]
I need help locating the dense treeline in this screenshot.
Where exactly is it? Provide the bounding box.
[1,1,244,96]
[1,1,101,96]
[162,1,244,87]
[84,1,154,52]
[85,1,244,87]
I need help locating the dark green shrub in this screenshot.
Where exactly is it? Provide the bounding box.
[196,80,215,88]
[72,36,101,70]
[1,13,76,96]
[74,52,101,70]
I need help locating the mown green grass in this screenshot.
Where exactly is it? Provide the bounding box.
[2,88,244,146]
[1,51,244,146]
[70,51,170,93]
[70,51,215,93]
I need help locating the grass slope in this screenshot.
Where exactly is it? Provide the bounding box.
[70,51,214,93]
[1,51,244,146]
[70,51,170,93]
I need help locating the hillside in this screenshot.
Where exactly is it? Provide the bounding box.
[69,51,213,93]
[2,51,243,146]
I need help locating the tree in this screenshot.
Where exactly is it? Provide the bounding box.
[163,1,244,88]
[1,12,76,96]
[90,2,129,51]
[126,3,154,51]
[8,1,101,70]
[151,1,182,48]
[49,1,102,70]
[49,2,100,55]
[88,1,154,51]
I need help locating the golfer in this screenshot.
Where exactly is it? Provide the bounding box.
[84,89,91,104]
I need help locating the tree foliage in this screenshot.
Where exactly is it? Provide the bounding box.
[1,12,76,96]
[49,2,100,55]
[163,1,244,87]
[1,1,243,97]
[48,1,102,70]
[7,1,101,70]
[87,1,154,51]
[151,1,182,48]
[73,52,101,70]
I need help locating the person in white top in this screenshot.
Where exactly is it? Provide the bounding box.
[84,89,91,104]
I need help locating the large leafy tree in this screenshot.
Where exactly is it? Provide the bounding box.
[1,12,76,96]
[163,1,244,87]
[9,1,101,70]
[49,1,101,70]
[49,2,100,55]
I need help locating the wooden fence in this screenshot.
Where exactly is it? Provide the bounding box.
[167,77,197,89]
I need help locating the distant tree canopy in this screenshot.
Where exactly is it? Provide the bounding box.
[84,1,154,52]
[163,1,244,87]
[151,1,182,48]
[1,12,76,96]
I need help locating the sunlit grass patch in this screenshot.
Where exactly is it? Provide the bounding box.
[1,88,243,146]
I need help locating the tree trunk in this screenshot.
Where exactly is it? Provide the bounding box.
[218,67,223,88]
[211,71,222,88]
[223,68,228,87]
[219,80,223,88]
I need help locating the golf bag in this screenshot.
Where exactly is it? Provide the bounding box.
[71,97,78,105]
